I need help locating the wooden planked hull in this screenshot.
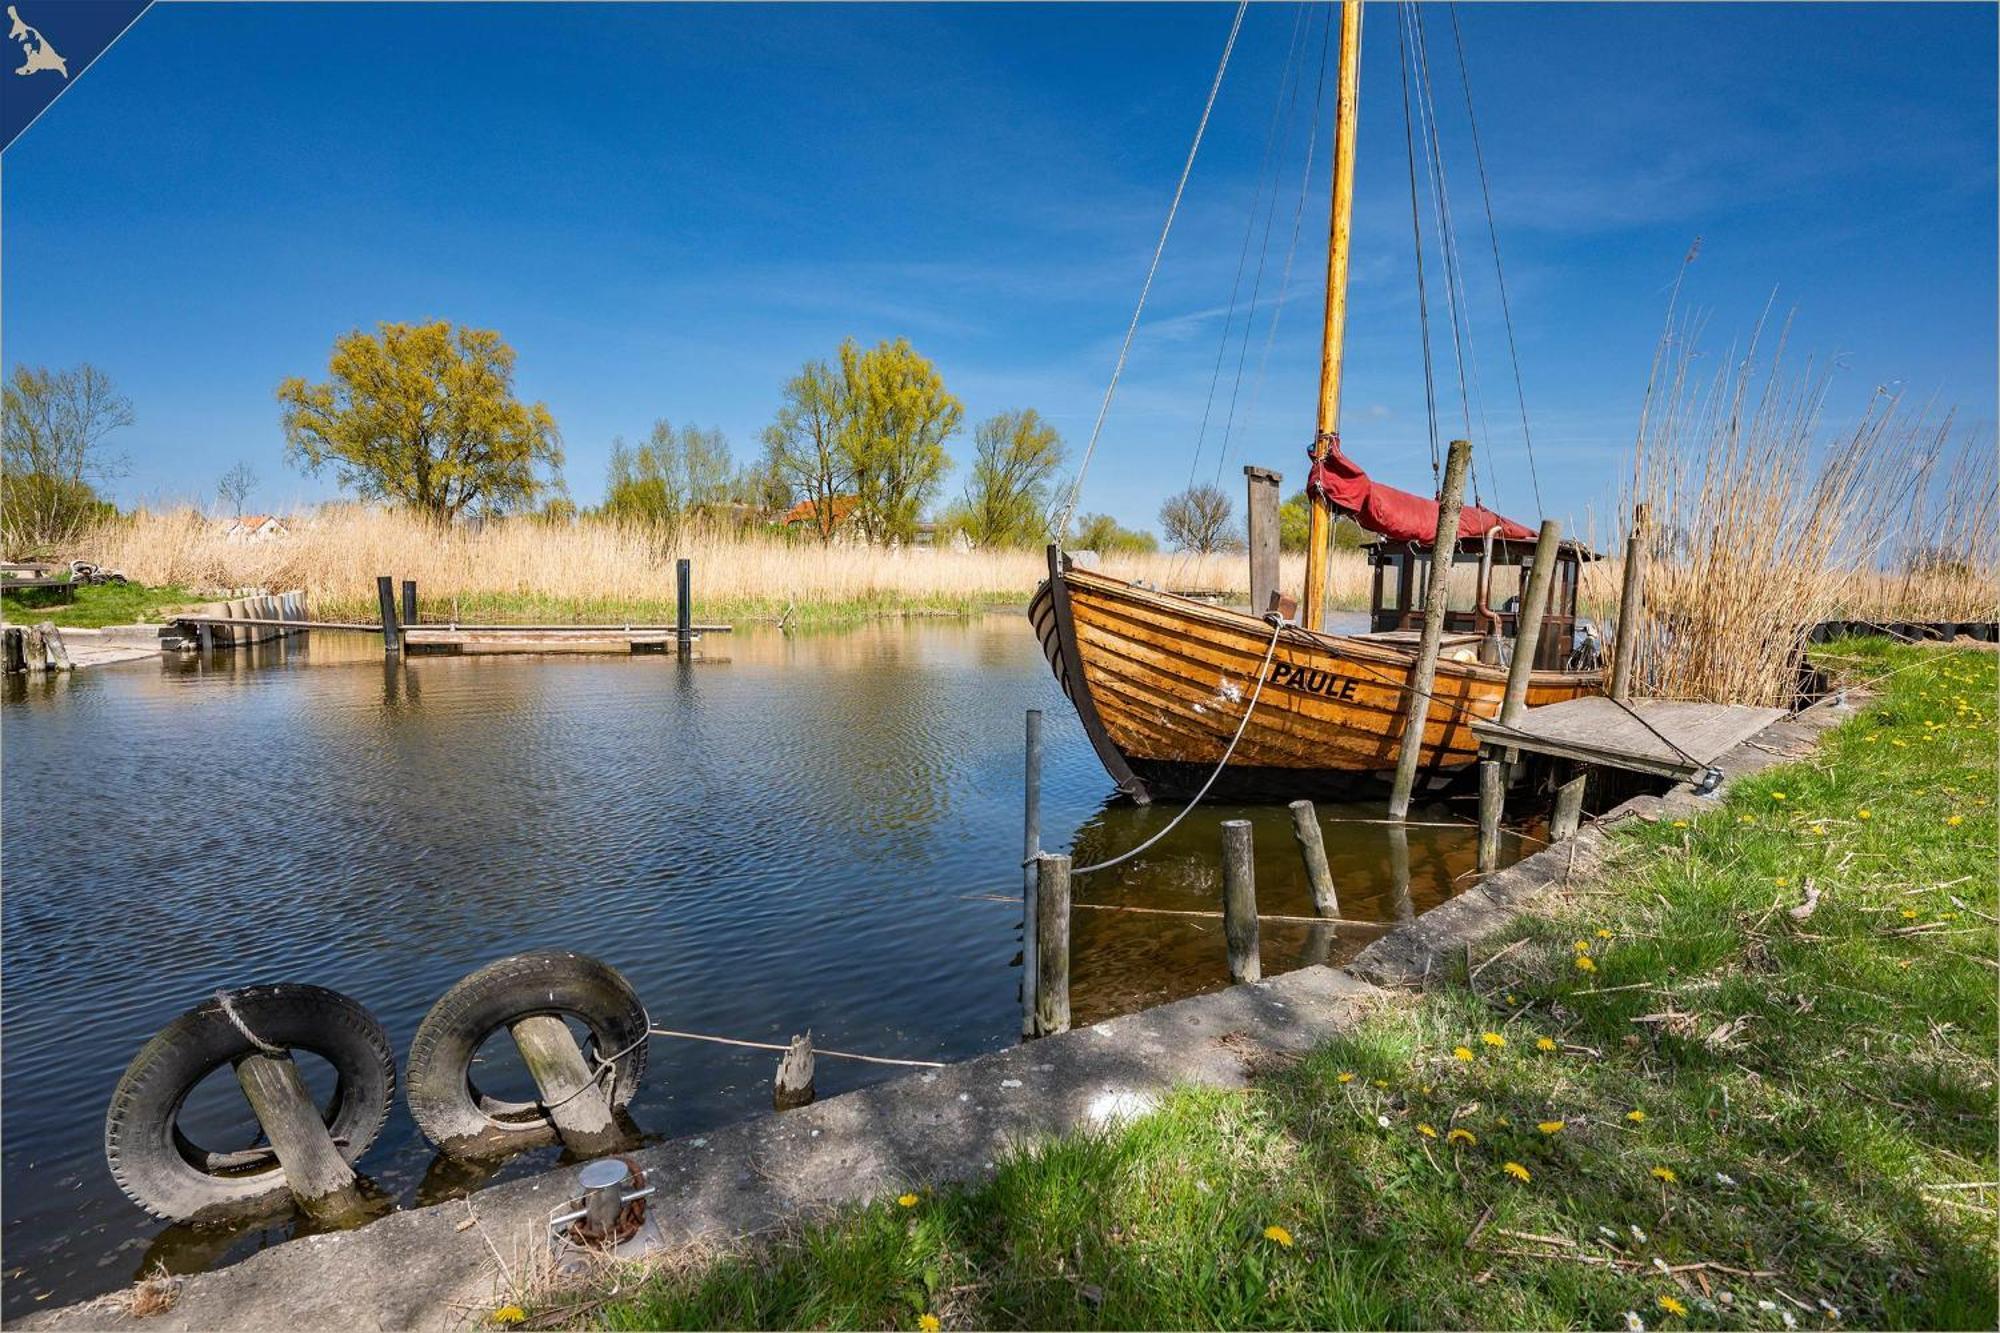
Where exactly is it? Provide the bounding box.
[1031,552,1603,802]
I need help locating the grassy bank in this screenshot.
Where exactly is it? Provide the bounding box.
[534,639,1994,1331]
[0,580,197,628]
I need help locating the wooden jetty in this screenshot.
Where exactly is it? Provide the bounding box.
[1472,697,1787,783]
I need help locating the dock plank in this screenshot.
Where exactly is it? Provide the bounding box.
[1473,697,1786,780]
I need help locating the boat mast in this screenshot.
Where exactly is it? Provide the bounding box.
[1303,0,1363,632]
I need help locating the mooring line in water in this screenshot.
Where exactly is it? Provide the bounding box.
[646,1028,945,1069]
[961,893,1393,930]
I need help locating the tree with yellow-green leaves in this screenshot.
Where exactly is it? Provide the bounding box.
[836,337,962,545]
[277,321,562,524]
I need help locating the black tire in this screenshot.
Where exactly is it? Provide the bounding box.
[405,951,648,1152]
[104,985,395,1221]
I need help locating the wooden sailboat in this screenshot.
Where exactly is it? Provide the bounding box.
[1031,1,1605,803]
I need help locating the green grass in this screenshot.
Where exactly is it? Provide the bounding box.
[0,580,199,627]
[545,640,1999,1331]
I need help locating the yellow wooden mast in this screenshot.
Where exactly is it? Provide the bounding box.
[1303,0,1363,632]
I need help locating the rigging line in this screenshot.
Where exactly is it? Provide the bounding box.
[1056,0,1252,544]
[1447,0,1544,515]
[1225,0,1334,488]
[1186,2,1311,493]
[1407,2,1491,511]
[1396,2,1443,480]
[1211,1,1321,483]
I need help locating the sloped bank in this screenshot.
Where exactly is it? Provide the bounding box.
[34,693,1878,1331]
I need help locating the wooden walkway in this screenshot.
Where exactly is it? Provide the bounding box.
[1473,696,1787,781]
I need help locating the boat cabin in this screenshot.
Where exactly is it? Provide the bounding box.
[1365,535,1599,671]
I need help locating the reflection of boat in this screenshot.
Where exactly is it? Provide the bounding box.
[1033,1,1603,801]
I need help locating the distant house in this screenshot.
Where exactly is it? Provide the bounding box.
[223,514,288,543]
[781,495,860,537]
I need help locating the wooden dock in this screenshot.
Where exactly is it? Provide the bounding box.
[1473,696,1787,782]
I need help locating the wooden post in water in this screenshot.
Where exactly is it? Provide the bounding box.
[1220,818,1261,984]
[509,1015,624,1156]
[1244,465,1282,617]
[1288,799,1340,917]
[1610,504,1649,702]
[1550,768,1587,842]
[376,576,401,657]
[1388,439,1472,819]
[38,622,70,671]
[232,1052,368,1222]
[401,579,418,626]
[773,1032,815,1109]
[1021,709,1043,1039]
[1033,853,1071,1036]
[1476,750,1504,874]
[1499,520,1562,728]
[675,559,693,656]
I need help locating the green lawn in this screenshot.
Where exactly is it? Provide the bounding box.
[546,639,2000,1330]
[0,580,198,628]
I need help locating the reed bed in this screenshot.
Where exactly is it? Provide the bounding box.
[70,508,1374,624]
[1597,312,1998,705]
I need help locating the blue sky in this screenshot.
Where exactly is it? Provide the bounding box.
[4,2,1994,534]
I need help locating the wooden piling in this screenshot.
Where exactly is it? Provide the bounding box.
[1388,438,1473,819]
[1021,709,1043,1040]
[773,1032,816,1109]
[401,579,418,626]
[1033,853,1071,1036]
[1610,504,1649,702]
[2,625,23,674]
[1551,769,1587,842]
[508,1015,623,1156]
[39,623,70,671]
[376,576,401,657]
[1476,751,1504,874]
[1288,799,1340,918]
[232,1052,368,1222]
[1220,818,1261,984]
[1244,465,1282,617]
[22,622,45,671]
[1498,519,1562,727]
[675,559,693,656]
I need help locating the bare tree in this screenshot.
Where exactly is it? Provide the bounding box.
[2,363,133,549]
[1159,482,1239,553]
[217,461,257,516]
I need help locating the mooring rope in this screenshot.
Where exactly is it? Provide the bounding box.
[1056,0,1251,543]
[215,990,285,1057]
[647,1028,945,1070]
[1067,616,1288,875]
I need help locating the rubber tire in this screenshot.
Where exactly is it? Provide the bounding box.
[405,951,648,1151]
[104,984,395,1221]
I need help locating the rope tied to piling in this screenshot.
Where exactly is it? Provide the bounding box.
[215,990,285,1057]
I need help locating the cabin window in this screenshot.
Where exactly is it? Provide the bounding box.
[1377,552,1407,611]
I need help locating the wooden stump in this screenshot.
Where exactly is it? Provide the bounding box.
[233,1052,368,1223]
[1288,800,1339,917]
[1221,819,1261,984]
[509,1015,624,1156]
[1551,770,1587,842]
[773,1032,815,1109]
[1033,853,1071,1035]
[22,623,46,671]
[38,622,71,671]
[1477,754,1505,875]
[3,625,25,674]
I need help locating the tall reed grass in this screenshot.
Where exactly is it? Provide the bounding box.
[71,508,1375,624]
[1598,311,1997,705]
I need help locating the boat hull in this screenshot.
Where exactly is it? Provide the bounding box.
[1031,553,1603,802]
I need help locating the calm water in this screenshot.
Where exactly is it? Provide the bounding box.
[0,614,1504,1313]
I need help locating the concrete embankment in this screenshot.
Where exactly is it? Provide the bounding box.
[33,696,1854,1332]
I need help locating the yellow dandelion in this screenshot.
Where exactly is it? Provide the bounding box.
[1596,928,1614,939]
[1481,1032,1506,1048]
[1575,955,1597,972]
[1263,1224,1294,1248]
[1946,814,1964,826]
[1447,1128,1476,1146]
[1626,1109,1646,1123]
[1418,1123,1438,1139]
[897,1193,919,1208]
[1503,1161,1531,1182]
[1454,1046,1475,1061]
[1737,814,1755,824]
[1536,1036,1557,1052]
[1537,1120,1565,1135]
[1810,824,1826,835]
[1373,1079,1389,1089]
[1573,939,1591,952]
[1505,993,1519,1006]
[1670,819,1689,828]
[1901,908,1919,920]
[491,1309,526,1328]
[1771,791,1787,801]
[1650,1166,1677,1184]
[919,1315,942,1333]
[1857,809,1871,820]
[1659,1295,1688,1318]
[1337,1071,1355,1084]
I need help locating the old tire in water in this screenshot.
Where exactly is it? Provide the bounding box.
[104,985,395,1221]
[405,951,648,1153]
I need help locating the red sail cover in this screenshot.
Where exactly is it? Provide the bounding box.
[1307,441,1535,543]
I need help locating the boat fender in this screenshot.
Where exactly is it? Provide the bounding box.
[405,951,649,1154]
[104,984,395,1220]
